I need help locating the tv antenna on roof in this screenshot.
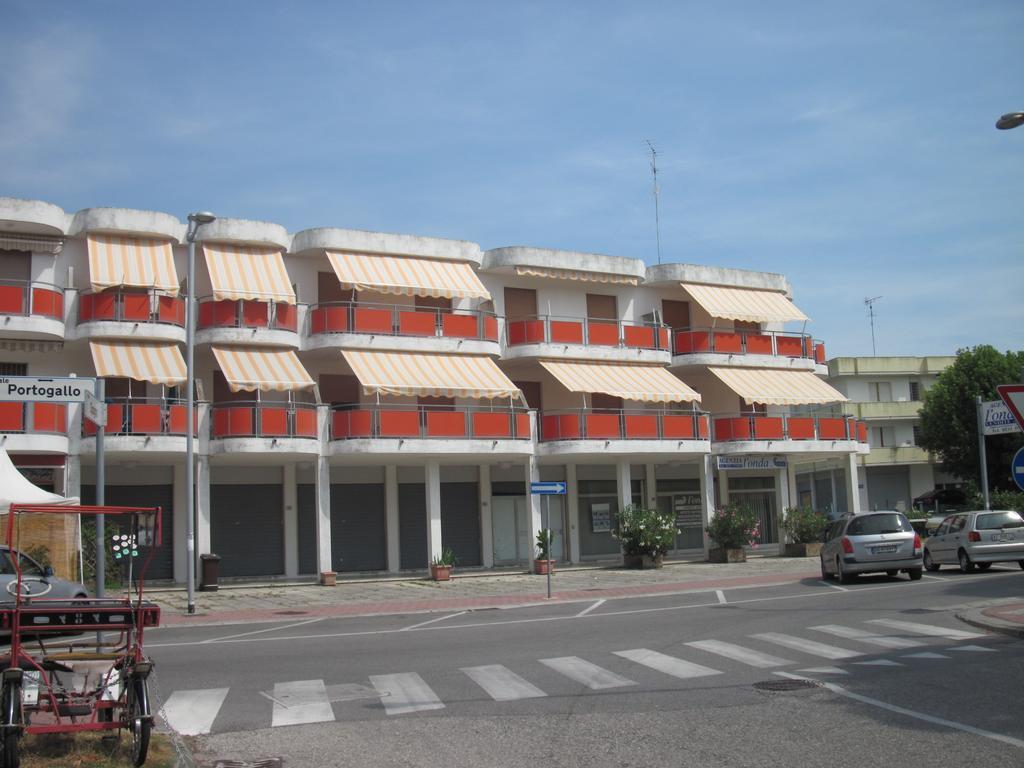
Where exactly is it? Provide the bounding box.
[864,296,882,355]
[646,139,662,265]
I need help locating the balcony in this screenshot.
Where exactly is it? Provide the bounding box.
[712,413,869,455]
[330,404,532,459]
[861,445,933,465]
[0,280,65,339]
[847,401,921,420]
[79,397,195,456]
[77,289,186,343]
[0,402,68,453]
[209,401,319,455]
[504,316,671,364]
[672,328,826,370]
[536,408,710,457]
[306,301,499,355]
[196,298,299,347]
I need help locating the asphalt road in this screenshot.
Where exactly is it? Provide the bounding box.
[146,567,1024,768]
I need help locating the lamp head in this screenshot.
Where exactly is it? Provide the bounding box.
[188,211,217,225]
[996,112,1024,130]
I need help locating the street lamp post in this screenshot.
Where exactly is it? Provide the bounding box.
[185,211,216,615]
[996,112,1024,130]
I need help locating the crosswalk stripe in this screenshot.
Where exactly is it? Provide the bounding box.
[853,660,903,667]
[751,633,862,660]
[614,649,722,679]
[371,673,445,715]
[685,639,792,668]
[270,680,334,727]
[866,619,984,640]
[948,645,996,653]
[462,665,547,701]
[809,624,925,649]
[539,657,637,689]
[161,688,229,735]
[903,652,948,660]
[798,667,848,675]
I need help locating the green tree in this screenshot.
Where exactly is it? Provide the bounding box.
[918,346,1024,492]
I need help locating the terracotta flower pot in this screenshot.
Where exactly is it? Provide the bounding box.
[430,564,453,581]
[623,554,665,569]
[319,570,337,586]
[533,559,556,575]
[784,542,823,558]
[707,547,746,563]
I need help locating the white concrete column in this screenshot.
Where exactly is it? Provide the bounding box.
[782,461,798,544]
[565,464,580,564]
[830,468,839,515]
[426,460,443,564]
[172,463,186,583]
[844,453,861,515]
[774,467,789,548]
[645,462,657,508]
[283,463,298,577]
[616,459,632,512]
[526,457,542,566]
[196,454,211,558]
[717,467,730,508]
[699,454,715,559]
[479,464,493,568]
[64,454,82,505]
[385,464,400,572]
[315,456,332,573]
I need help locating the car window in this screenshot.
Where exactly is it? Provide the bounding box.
[976,511,1024,530]
[846,514,913,536]
[950,515,967,533]
[935,521,950,536]
[0,551,15,576]
[16,553,43,577]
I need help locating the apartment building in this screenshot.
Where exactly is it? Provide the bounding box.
[826,356,956,513]
[0,196,868,581]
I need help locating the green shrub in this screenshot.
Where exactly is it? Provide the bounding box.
[706,503,760,549]
[781,506,828,544]
[612,504,676,557]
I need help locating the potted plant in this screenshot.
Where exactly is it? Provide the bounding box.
[706,503,760,562]
[612,504,675,569]
[319,570,337,586]
[781,506,828,557]
[534,529,556,574]
[430,549,456,581]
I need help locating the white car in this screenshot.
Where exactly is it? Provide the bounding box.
[923,510,1024,573]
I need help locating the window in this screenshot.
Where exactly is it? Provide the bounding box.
[17,552,44,576]
[585,293,617,321]
[909,381,921,401]
[975,512,1023,530]
[0,363,27,377]
[912,425,922,445]
[845,513,912,535]
[870,426,896,447]
[868,382,892,402]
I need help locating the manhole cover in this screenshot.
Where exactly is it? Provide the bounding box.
[753,679,822,692]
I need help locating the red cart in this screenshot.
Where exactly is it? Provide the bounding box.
[0,503,162,767]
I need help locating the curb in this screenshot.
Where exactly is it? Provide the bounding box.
[956,605,1024,639]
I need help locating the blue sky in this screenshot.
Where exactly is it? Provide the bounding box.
[2,1,1022,358]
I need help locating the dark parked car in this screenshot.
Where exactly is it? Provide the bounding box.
[912,488,967,515]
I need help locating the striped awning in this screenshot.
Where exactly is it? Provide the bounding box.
[90,341,186,385]
[708,367,846,406]
[539,360,701,403]
[212,345,314,392]
[342,350,519,399]
[0,235,63,254]
[326,251,490,300]
[202,243,296,304]
[87,234,178,295]
[515,265,638,286]
[681,283,808,323]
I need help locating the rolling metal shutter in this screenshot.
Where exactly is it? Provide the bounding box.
[866,467,912,513]
[441,482,481,567]
[297,485,316,575]
[211,484,284,577]
[297,484,387,573]
[399,484,427,570]
[83,484,174,581]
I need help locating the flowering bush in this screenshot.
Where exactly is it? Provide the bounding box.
[706,503,760,550]
[782,506,828,544]
[612,504,676,557]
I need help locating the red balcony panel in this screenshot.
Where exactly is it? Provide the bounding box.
[158,296,185,325]
[442,313,478,338]
[399,310,436,336]
[130,404,162,434]
[787,417,815,440]
[32,403,66,433]
[745,334,773,355]
[310,307,326,335]
[260,407,289,436]
[197,301,214,328]
[540,413,581,440]
[353,307,393,334]
[167,405,196,435]
[549,320,584,345]
[624,414,657,438]
[0,286,24,315]
[714,417,751,441]
[508,319,544,345]
[91,293,117,321]
[212,407,253,437]
[472,412,512,438]
[662,414,695,439]
[212,409,230,437]
[199,300,237,328]
[815,342,826,364]
[314,306,349,333]
[379,410,420,437]
[483,315,498,341]
[515,412,530,438]
[817,417,847,440]
[697,415,709,439]
[712,331,742,354]
[333,409,372,438]
[657,327,670,350]
[275,303,298,332]
[426,411,467,437]
[32,287,62,319]
[295,409,317,437]
[585,413,621,438]
[242,300,269,328]
[674,330,710,354]
[587,321,618,346]
[753,416,784,439]
[105,404,125,434]
[857,422,868,443]
[0,403,24,432]
[122,293,150,321]
[623,325,655,349]
[776,336,805,357]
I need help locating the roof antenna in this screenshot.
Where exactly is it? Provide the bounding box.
[864,296,882,355]
[646,139,662,265]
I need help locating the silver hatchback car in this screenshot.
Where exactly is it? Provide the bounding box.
[820,511,923,583]
[923,510,1024,573]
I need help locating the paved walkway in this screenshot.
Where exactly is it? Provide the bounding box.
[957,598,1024,638]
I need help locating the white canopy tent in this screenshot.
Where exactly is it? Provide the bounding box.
[0,447,77,511]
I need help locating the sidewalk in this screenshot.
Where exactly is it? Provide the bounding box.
[957,598,1024,639]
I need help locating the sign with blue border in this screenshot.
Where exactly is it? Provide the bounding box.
[1012,447,1024,492]
[530,481,566,495]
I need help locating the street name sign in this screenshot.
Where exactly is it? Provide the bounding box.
[530,481,566,495]
[982,399,1022,435]
[997,385,1024,432]
[0,376,95,403]
[1012,447,1024,492]
[83,390,107,427]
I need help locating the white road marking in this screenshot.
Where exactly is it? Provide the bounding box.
[539,657,636,689]
[462,665,547,701]
[948,645,997,652]
[902,652,949,659]
[371,673,444,715]
[819,580,848,592]
[775,672,1024,749]
[809,624,925,649]
[402,612,467,631]
[716,590,727,604]
[867,619,984,640]
[685,639,792,668]
[202,617,326,644]
[752,633,862,660]
[798,667,848,675]
[852,660,903,667]
[161,688,229,735]
[614,648,722,680]
[576,600,605,617]
[270,680,334,727]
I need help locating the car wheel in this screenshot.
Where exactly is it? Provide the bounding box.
[836,556,854,584]
[923,550,940,572]
[958,549,976,574]
[907,568,923,581]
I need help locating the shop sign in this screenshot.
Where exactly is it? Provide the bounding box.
[590,503,611,533]
[716,455,788,470]
[673,494,703,528]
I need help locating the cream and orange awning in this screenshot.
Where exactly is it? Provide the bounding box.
[87,234,179,295]
[515,265,638,286]
[212,345,314,392]
[539,360,701,403]
[326,251,490,300]
[202,243,296,304]
[90,340,186,386]
[681,283,808,323]
[708,367,845,406]
[342,350,519,400]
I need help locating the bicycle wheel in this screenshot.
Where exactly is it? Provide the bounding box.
[1,680,21,768]
[127,676,150,767]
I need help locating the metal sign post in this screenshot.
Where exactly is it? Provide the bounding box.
[530,482,566,599]
[976,396,990,511]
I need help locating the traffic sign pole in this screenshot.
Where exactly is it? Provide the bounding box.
[977,396,990,511]
[544,495,551,599]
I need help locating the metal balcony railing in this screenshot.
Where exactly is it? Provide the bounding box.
[330,404,531,440]
[712,413,868,443]
[538,408,710,441]
[78,289,185,327]
[210,401,317,439]
[506,315,671,351]
[0,279,64,321]
[673,327,825,363]
[198,297,298,332]
[309,301,499,342]
[0,402,67,435]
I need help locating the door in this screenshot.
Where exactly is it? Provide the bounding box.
[211,484,284,577]
[503,287,537,321]
[492,496,521,563]
[586,293,617,320]
[661,299,690,330]
[658,493,704,551]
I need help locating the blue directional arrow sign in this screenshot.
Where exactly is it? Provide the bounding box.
[530,481,566,495]
[1013,447,1024,492]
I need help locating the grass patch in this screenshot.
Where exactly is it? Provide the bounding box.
[14,730,180,767]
